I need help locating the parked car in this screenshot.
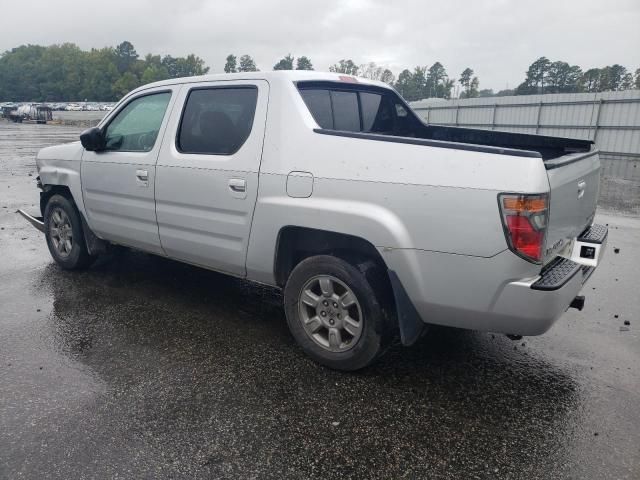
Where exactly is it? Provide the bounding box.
[20,71,607,370]
[65,103,83,111]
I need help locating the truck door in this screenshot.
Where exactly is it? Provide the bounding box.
[81,88,177,254]
[155,80,269,276]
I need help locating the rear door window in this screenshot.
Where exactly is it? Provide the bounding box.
[177,87,258,155]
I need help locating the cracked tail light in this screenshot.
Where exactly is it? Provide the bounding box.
[499,193,548,263]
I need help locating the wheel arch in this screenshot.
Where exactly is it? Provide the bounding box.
[273,226,387,288]
[40,184,73,217]
[41,185,107,256]
[274,226,427,346]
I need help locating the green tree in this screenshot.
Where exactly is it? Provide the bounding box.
[139,54,169,84]
[459,67,479,98]
[0,45,47,100]
[635,68,640,89]
[329,59,359,75]
[239,55,258,72]
[81,47,120,100]
[620,73,634,91]
[141,65,169,84]
[394,69,414,100]
[478,89,494,97]
[273,54,294,70]
[517,56,551,94]
[426,62,453,99]
[0,42,210,101]
[581,68,601,92]
[600,64,628,91]
[224,54,237,73]
[38,43,87,100]
[112,71,140,98]
[161,54,209,78]
[545,61,582,93]
[394,67,428,101]
[114,41,138,74]
[380,69,395,85]
[296,56,313,70]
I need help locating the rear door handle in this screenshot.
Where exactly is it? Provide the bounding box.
[136,169,149,187]
[228,178,247,199]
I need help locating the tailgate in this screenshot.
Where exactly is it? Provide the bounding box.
[543,151,601,264]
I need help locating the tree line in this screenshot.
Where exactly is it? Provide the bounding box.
[1,42,639,102]
[0,41,209,102]
[515,57,639,95]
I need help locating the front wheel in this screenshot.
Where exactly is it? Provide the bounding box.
[44,194,95,270]
[284,255,392,371]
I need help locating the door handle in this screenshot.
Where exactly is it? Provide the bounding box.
[136,169,149,187]
[577,180,586,199]
[228,178,246,193]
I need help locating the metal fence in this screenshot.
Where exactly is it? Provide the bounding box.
[410,90,640,215]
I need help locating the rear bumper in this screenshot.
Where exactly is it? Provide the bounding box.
[488,255,602,335]
[382,224,607,337]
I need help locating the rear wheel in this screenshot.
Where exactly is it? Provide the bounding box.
[284,255,391,371]
[44,194,95,270]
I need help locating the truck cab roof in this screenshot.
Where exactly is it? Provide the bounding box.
[130,70,392,95]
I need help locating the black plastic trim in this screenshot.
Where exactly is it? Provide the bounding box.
[544,150,599,170]
[313,129,542,158]
[388,270,426,346]
[531,257,581,291]
[577,223,608,244]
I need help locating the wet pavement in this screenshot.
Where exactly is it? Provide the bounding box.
[1,122,639,479]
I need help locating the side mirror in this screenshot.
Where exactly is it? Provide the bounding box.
[80,127,106,151]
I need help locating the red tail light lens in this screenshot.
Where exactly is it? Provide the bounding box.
[499,194,548,263]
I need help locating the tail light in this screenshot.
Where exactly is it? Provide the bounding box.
[498,193,548,263]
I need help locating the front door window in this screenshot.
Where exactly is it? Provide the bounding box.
[104,92,171,152]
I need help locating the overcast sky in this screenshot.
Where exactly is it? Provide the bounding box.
[2,0,639,91]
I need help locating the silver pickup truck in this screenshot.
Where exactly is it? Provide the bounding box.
[21,71,607,370]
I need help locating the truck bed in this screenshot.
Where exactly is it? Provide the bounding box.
[422,124,593,161]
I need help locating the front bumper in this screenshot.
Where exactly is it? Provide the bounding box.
[17,209,45,233]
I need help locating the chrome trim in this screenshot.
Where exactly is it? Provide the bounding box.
[17,209,45,233]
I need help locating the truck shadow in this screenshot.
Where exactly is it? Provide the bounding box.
[32,249,582,477]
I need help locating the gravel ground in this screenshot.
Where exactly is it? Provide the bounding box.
[1,121,639,479]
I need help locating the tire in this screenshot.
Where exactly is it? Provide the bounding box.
[44,194,95,270]
[284,255,392,371]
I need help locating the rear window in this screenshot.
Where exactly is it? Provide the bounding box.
[330,91,360,132]
[298,83,412,135]
[298,89,333,129]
